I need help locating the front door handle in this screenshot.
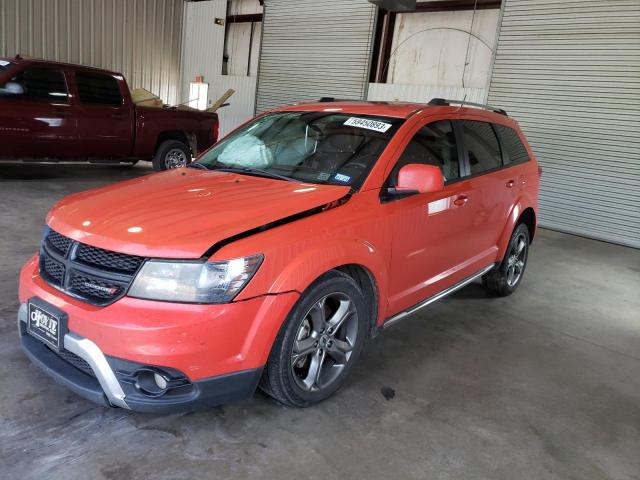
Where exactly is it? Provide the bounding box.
[506,179,515,188]
[453,195,469,206]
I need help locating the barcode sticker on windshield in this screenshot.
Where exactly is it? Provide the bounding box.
[344,117,392,133]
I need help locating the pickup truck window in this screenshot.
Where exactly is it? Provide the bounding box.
[1,68,68,102]
[76,71,122,106]
[195,111,403,187]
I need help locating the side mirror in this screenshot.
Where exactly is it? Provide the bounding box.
[395,163,444,194]
[0,81,24,96]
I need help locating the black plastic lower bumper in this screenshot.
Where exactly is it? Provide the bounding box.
[20,332,263,413]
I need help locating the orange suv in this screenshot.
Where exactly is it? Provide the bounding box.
[18,99,540,412]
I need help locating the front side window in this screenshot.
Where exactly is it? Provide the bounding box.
[195,111,403,187]
[495,124,529,165]
[0,68,68,102]
[76,71,122,105]
[461,120,502,175]
[389,120,460,185]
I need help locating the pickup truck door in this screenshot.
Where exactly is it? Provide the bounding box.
[0,65,78,158]
[71,70,133,158]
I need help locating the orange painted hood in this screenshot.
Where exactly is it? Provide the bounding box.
[46,168,350,258]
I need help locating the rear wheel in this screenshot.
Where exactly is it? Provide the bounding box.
[482,222,530,296]
[260,271,367,407]
[152,140,191,171]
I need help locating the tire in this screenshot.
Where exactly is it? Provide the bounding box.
[260,271,368,407]
[482,222,530,296]
[152,140,191,171]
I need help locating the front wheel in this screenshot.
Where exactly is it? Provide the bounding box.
[260,271,368,407]
[152,140,191,171]
[483,222,530,296]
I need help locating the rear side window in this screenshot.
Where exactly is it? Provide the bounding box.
[3,68,68,102]
[76,71,122,105]
[390,120,460,183]
[460,120,502,175]
[495,124,530,165]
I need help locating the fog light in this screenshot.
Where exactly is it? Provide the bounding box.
[154,372,168,390]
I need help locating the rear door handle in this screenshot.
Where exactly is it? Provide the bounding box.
[506,179,515,188]
[453,195,469,206]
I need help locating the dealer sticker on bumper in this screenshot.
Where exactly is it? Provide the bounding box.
[27,300,66,350]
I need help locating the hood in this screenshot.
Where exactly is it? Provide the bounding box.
[47,168,350,258]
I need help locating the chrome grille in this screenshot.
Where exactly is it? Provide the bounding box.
[39,228,145,306]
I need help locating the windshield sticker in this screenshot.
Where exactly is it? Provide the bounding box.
[317,172,331,181]
[334,173,351,183]
[344,117,392,133]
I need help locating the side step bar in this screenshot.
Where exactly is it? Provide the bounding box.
[383,264,495,329]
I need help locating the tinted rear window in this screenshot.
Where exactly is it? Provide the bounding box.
[76,71,122,105]
[495,124,529,165]
[460,120,502,175]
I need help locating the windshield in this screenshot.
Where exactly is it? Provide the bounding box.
[194,111,403,187]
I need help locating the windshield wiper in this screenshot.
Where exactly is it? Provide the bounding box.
[187,162,211,170]
[211,165,298,182]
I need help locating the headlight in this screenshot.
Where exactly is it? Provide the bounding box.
[128,254,263,303]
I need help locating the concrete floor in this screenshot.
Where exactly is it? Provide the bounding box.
[1,162,639,480]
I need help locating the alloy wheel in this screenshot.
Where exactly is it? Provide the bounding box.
[291,292,358,392]
[506,232,528,287]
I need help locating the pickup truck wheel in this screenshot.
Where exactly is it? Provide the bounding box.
[153,140,191,171]
[260,271,367,407]
[482,223,530,296]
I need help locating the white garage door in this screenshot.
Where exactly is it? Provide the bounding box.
[256,0,377,112]
[488,0,640,248]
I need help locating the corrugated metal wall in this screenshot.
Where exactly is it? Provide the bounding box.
[256,0,377,112]
[0,0,184,105]
[488,0,640,249]
[367,83,488,104]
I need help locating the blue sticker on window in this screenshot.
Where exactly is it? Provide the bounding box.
[334,173,351,183]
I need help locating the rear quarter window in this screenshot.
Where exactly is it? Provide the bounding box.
[495,124,530,165]
[460,120,502,175]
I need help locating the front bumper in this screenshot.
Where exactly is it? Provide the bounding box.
[18,304,263,413]
[18,254,300,412]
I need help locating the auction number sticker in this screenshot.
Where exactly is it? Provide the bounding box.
[343,117,392,133]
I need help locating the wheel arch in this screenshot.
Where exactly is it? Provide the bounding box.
[497,198,537,261]
[155,130,193,154]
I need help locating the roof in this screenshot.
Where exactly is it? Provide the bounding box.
[4,55,122,76]
[274,99,510,121]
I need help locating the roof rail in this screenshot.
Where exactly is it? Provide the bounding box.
[428,98,508,116]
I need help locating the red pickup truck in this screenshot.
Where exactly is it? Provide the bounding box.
[0,56,218,170]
